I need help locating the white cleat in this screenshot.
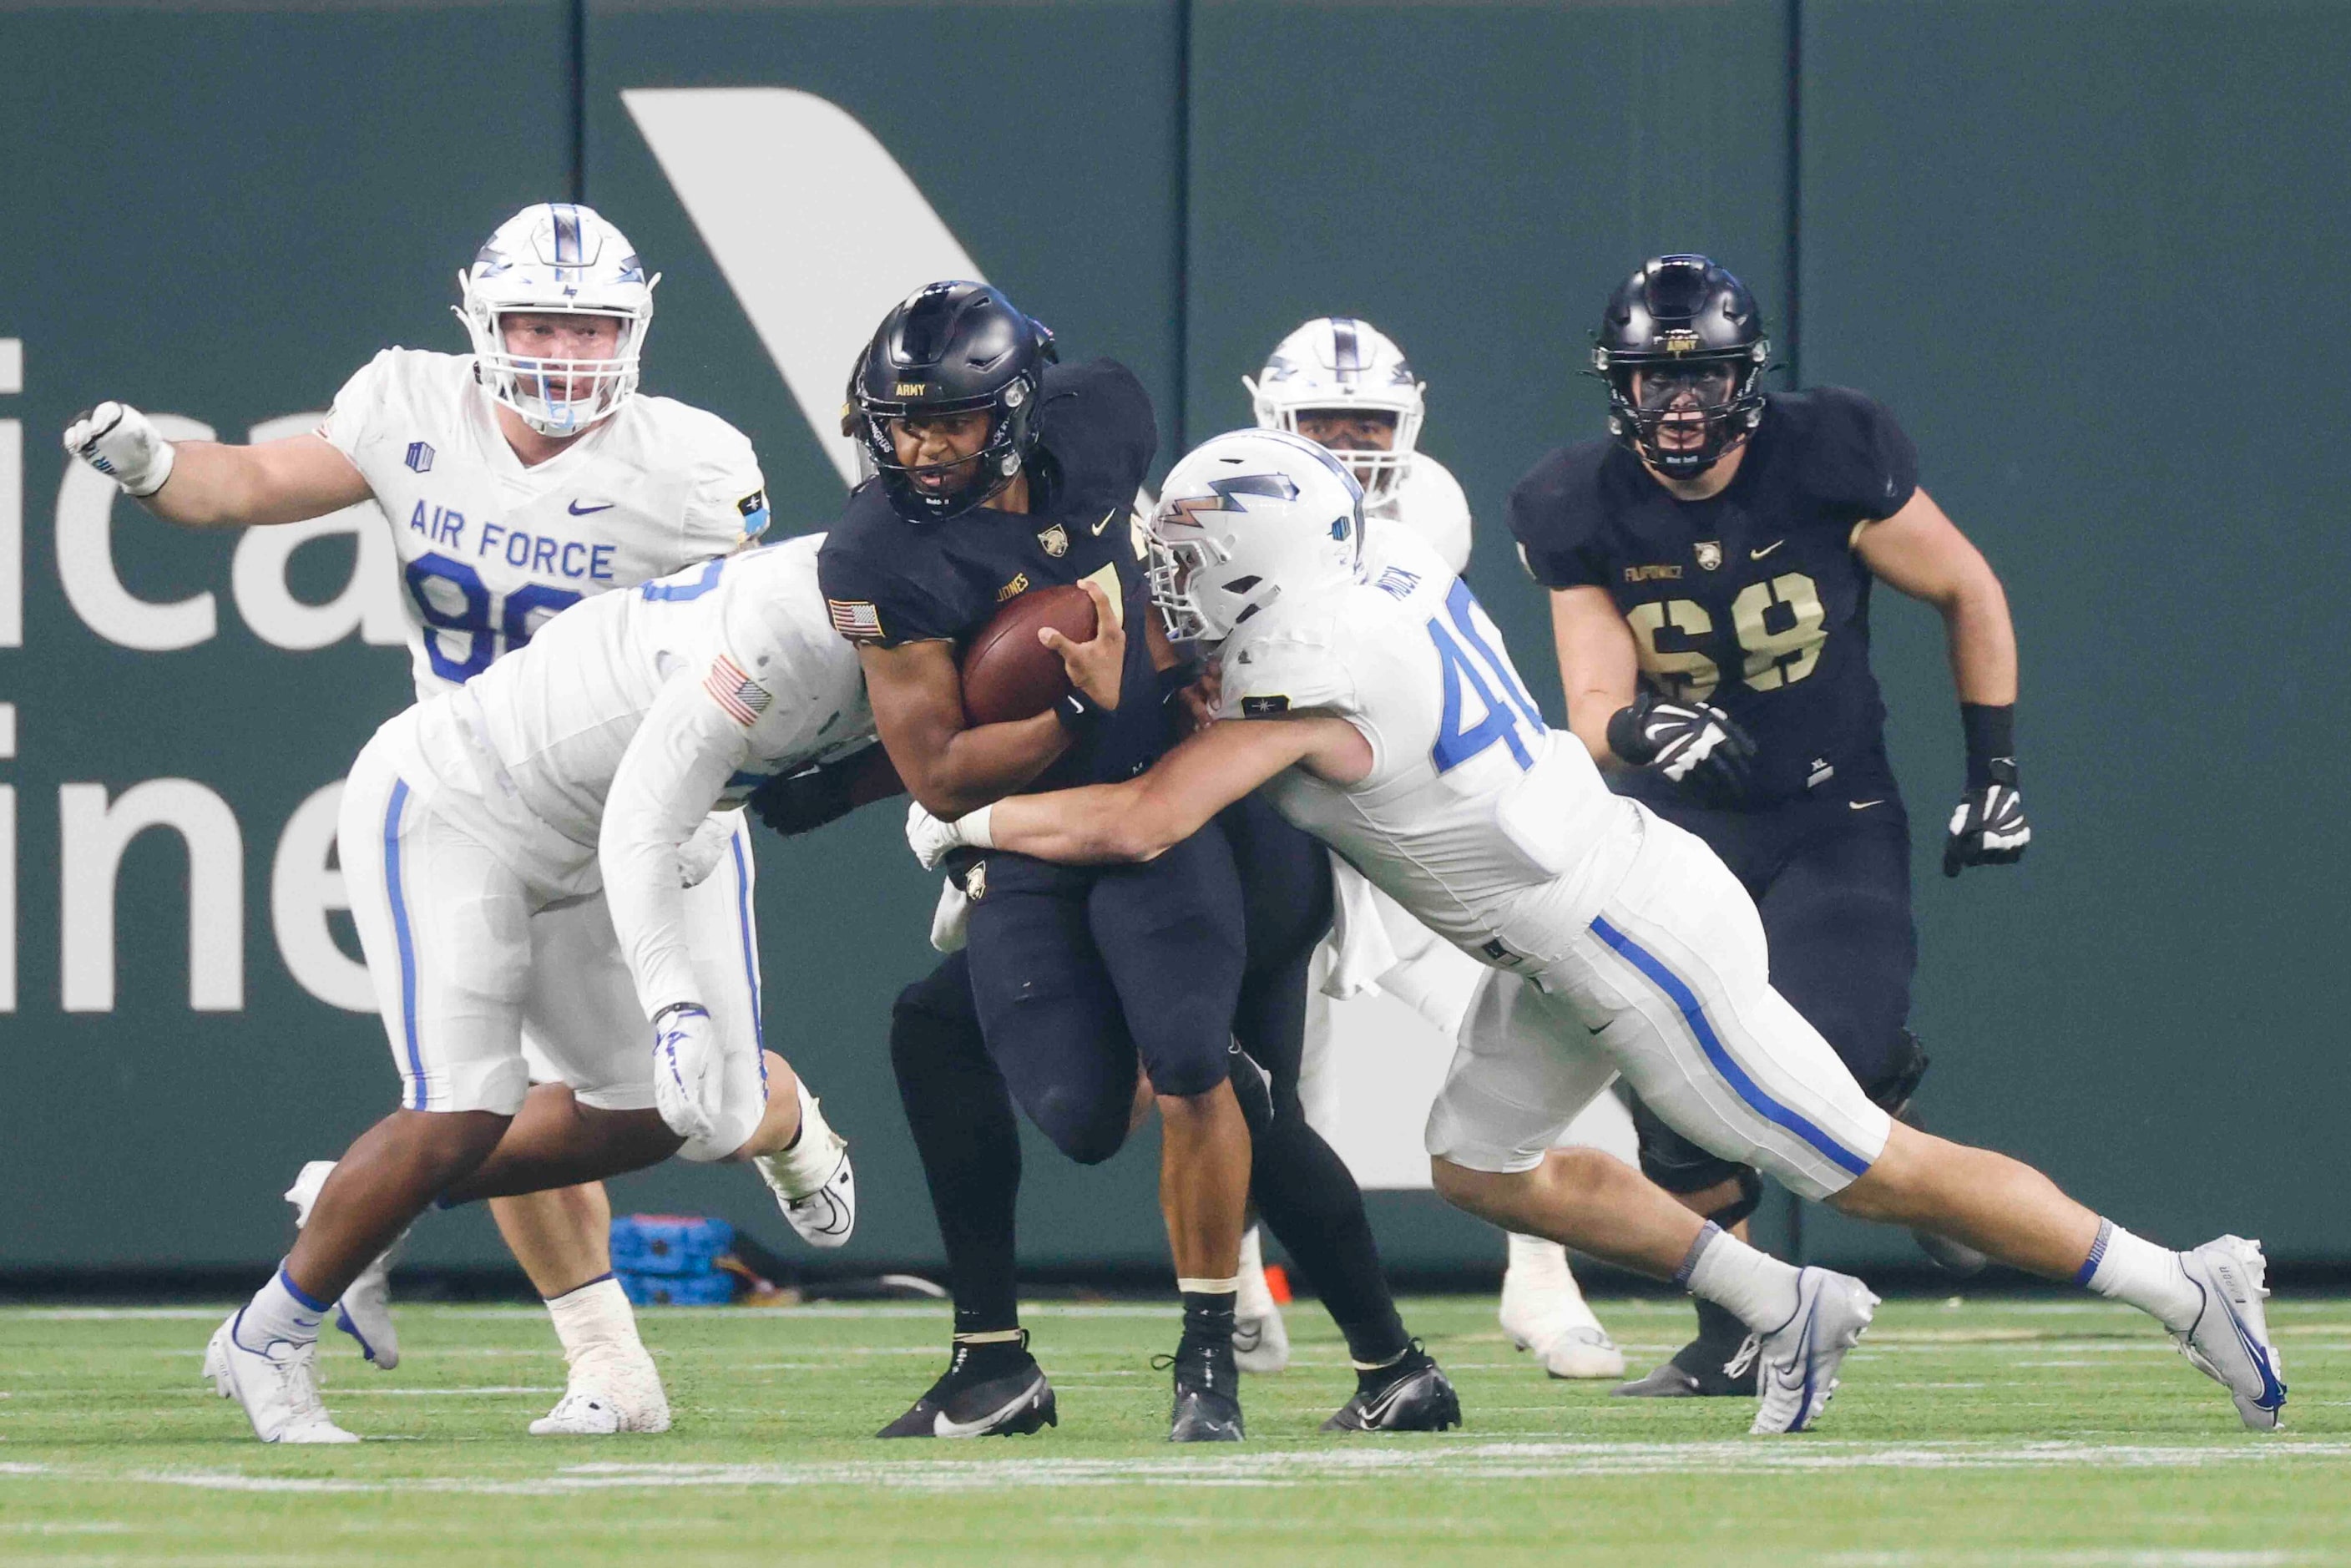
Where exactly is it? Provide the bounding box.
[203,1314,360,1444]
[528,1343,671,1436]
[283,1160,402,1370]
[756,1090,856,1248]
[2175,1235,2288,1430]
[1233,1235,1291,1375]
[1733,1267,1879,1435]
[1499,1241,1625,1380]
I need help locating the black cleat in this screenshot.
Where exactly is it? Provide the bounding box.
[1160,1343,1244,1443]
[1613,1337,1757,1399]
[877,1335,1057,1439]
[1322,1343,1463,1433]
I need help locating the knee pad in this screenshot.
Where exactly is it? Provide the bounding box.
[1863,1029,1931,1119]
[1631,1092,1752,1196]
[1033,1087,1130,1166]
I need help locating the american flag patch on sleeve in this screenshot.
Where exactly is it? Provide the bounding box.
[827,598,883,640]
[703,655,773,728]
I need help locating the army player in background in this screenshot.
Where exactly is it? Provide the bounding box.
[1509,254,2030,1398]
[1234,316,1632,1383]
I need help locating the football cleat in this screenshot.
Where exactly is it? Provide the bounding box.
[530,1342,670,1435]
[1163,1343,1245,1443]
[1499,1247,1625,1380]
[1730,1267,1879,1435]
[1614,1335,1757,1399]
[756,1090,856,1248]
[1232,1235,1290,1375]
[2174,1235,2287,1430]
[1322,1343,1463,1433]
[283,1161,402,1370]
[204,1313,359,1444]
[878,1336,1057,1439]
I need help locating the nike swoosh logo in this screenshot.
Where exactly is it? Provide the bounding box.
[1849,799,1883,811]
[931,1373,1047,1438]
[1751,540,1785,559]
[569,500,616,515]
[1357,1373,1418,1424]
[1091,507,1118,537]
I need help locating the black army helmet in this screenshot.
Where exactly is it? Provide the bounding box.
[849,281,1058,522]
[1590,255,1771,479]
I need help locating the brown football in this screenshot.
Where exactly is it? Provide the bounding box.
[959,583,1100,726]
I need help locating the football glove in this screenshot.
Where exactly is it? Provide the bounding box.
[1944,761,2030,878]
[650,1003,722,1145]
[929,878,971,953]
[63,401,176,497]
[906,801,971,871]
[748,746,873,837]
[1606,689,1757,801]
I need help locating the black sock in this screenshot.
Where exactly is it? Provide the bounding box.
[1180,1290,1237,1358]
[890,968,1021,1343]
[1675,1297,1754,1368]
[1251,1114,1409,1366]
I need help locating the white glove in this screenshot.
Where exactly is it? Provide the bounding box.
[650,1004,722,1144]
[63,402,176,498]
[676,810,740,888]
[929,878,971,953]
[906,801,971,871]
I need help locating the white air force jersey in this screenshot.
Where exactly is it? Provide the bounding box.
[1218,531,1625,969]
[1372,453,1473,575]
[320,348,770,700]
[388,535,871,893]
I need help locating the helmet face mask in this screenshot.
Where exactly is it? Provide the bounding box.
[458,203,657,439]
[1148,429,1365,647]
[851,281,1054,524]
[1246,317,1424,508]
[1590,255,1771,481]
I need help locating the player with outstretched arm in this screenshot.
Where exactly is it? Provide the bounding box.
[907,427,2285,1437]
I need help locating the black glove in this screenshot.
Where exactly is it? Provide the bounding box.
[1606,688,1757,803]
[747,746,876,837]
[1944,703,2030,878]
[1944,758,2030,877]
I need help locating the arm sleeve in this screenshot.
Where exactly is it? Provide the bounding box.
[314,352,390,462]
[1812,388,1920,523]
[681,420,772,557]
[601,674,758,1019]
[1504,463,1609,589]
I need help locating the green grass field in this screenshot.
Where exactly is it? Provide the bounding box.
[1,1293,2344,1566]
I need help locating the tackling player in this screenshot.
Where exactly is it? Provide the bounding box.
[908,427,2286,1438]
[62,204,825,1436]
[207,536,862,1442]
[1509,255,2022,1396]
[1236,317,1628,1382]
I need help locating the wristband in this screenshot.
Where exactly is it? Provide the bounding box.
[1155,661,1201,706]
[1959,703,2015,790]
[1605,700,1657,766]
[959,803,996,850]
[1055,687,1108,738]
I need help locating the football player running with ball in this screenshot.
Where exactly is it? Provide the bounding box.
[1509,255,2024,1398]
[908,427,2285,1438]
[1236,317,1630,1382]
[64,205,844,1440]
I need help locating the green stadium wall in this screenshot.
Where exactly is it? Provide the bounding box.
[2,0,2343,1278]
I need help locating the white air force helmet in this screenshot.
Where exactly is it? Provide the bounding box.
[1243,316,1425,507]
[1148,429,1364,645]
[457,203,659,438]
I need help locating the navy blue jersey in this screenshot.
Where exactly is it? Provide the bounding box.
[818,358,1161,787]
[1508,387,1918,804]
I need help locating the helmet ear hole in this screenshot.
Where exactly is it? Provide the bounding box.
[1223,574,1261,594]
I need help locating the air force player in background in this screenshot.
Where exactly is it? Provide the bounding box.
[1236,320,1631,1381]
[911,428,2286,1437]
[63,203,811,1435]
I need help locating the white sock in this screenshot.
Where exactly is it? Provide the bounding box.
[1506,1232,1572,1278]
[234,1264,326,1353]
[546,1275,642,1364]
[1236,1225,1264,1276]
[758,1080,839,1196]
[1680,1223,1802,1333]
[2081,1220,2201,1333]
